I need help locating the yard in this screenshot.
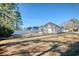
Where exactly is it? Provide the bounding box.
[0,33,79,56]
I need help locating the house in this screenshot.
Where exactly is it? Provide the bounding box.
[39,22,63,34]
[61,18,79,32]
[25,22,63,34]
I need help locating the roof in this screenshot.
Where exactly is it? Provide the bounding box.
[61,18,79,30]
[44,22,60,28]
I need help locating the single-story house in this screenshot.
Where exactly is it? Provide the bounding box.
[61,19,79,32]
[39,22,63,34]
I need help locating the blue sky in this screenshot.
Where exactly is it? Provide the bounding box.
[18,3,79,27]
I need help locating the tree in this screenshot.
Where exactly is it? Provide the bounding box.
[0,3,22,37]
[33,26,39,30]
[27,27,32,31]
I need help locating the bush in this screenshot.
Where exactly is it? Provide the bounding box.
[0,26,14,37]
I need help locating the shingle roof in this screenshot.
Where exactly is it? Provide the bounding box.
[44,22,60,28]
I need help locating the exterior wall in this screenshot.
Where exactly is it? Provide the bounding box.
[48,28,53,33]
[38,26,44,34]
[52,25,62,33]
[47,24,53,33]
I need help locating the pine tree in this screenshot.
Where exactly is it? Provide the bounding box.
[0,3,22,37]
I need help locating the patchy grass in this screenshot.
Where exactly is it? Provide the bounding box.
[0,33,79,56]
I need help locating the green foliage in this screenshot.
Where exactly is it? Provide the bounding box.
[33,26,39,29]
[0,26,13,37]
[0,3,22,37]
[27,27,32,30]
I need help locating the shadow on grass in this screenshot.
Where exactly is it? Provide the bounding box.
[61,42,79,56]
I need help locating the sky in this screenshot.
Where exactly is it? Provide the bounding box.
[18,3,79,28]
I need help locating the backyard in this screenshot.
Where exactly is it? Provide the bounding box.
[0,33,79,56]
